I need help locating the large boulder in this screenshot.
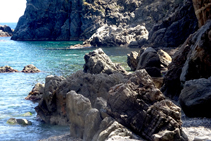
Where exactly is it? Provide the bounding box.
[25,83,45,101]
[162,20,211,99]
[22,64,40,73]
[83,48,127,74]
[134,47,172,77]
[127,51,139,71]
[107,70,187,141]
[0,66,19,73]
[179,77,211,117]
[0,25,13,37]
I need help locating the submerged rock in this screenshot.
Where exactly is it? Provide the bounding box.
[25,83,45,101]
[7,118,32,125]
[22,64,40,73]
[0,66,19,73]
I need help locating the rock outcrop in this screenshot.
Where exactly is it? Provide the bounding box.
[35,49,187,141]
[83,48,127,74]
[0,66,19,73]
[162,20,211,99]
[21,64,40,73]
[12,0,196,48]
[192,0,211,27]
[0,25,13,37]
[179,77,211,118]
[25,83,45,101]
[127,47,172,77]
[146,0,198,47]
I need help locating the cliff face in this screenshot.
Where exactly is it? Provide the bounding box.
[12,0,197,47]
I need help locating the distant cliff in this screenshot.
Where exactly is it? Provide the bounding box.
[12,0,197,47]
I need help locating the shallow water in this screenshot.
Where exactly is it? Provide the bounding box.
[0,32,139,140]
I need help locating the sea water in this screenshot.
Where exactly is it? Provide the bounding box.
[0,23,139,141]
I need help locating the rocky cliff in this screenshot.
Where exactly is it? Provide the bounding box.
[11,0,197,47]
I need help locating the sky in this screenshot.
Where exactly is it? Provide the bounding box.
[0,0,26,23]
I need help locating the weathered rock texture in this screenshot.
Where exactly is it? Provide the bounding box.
[192,0,211,27]
[83,48,127,74]
[127,47,172,77]
[146,0,198,47]
[35,49,187,140]
[22,64,40,73]
[25,83,45,101]
[179,77,211,117]
[0,66,19,73]
[162,20,211,99]
[0,25,13,37]
[12,0,197,48]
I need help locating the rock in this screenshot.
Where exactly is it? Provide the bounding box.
[162,20,211,99]
[192,0,211,27]
[152,77,164,89]
[88,24,148,47]
[83,48,127,74]
[136,47,171,77]
[35,70,127,125]
[146,0,198,47]
[0,66,19,73]
[127,51,139,71]
[179,77,211,117]
[25,83,45,101]
[0,25,13,37]
[22,112,33,117]
[107,69,187,141]
[92,117,142,141]
[22,64,40,73]
[7,118,32,125]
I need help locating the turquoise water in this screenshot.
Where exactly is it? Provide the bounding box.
[0,23,139,141]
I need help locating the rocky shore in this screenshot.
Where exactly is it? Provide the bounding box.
[9,0,211,140]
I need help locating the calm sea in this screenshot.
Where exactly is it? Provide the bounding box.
[0,23,139,141]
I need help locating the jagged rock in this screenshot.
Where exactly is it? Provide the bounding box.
[179,77,211,117]
[83,48,127,74]
[0,66,18,73]
[35,70,127,125]
[136,47,171,77]
[192,0,211,27]
[22,64,40,73]
[162,20,211,99]
[88,24,148,47]
[146,0,198,47]
[107,69,187,141]
[92,117,141,141]
[25,83,45,101]
[7,118,32,125]
[0,25,13,37]
[127,51,139,71]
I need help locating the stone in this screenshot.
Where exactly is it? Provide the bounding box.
[25,83,45,101]
[22,112,33,117]
[162,20,211,99]
[127,51,139,71]
[0,25,13,37]
[107,69,187,141]
[136,47,171,77]
[83,48,127,74]
[0,66,19,73]
[21,64,40,73]
[179,77,211,117]
[7,118,32,125]
[192,0,211,27]
[146,0,198,47]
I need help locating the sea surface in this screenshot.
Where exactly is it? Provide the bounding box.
[0,23,140,141]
